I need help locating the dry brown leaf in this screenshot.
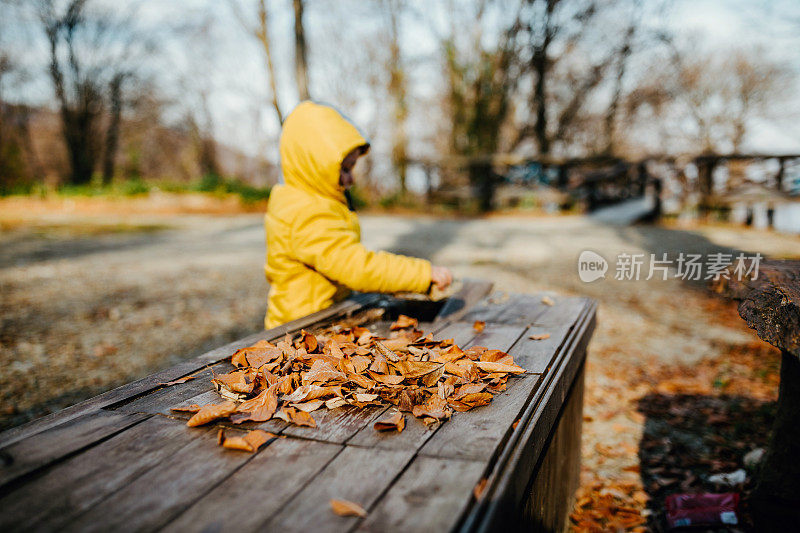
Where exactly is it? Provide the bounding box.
[284,384,342,403]
[292,399,325,412]
[219,429,274,452]
[541,295,555,306]
[170,404,201,413]
[412,395,451,420]
[394,360,444,380]
[475,361,525,374]
[473,320,486,333]
[528,333,550,340]
[354,392,379,402]
[325,398,347,409]
[478,349,514,365]
[230,384,279,424]
[373,341,400,362]
[347,372,376,389]
[275,406,317,427]
[300,330,318,352]
[390,314,418,330]
[303,359,347,385]
[330,499,367,517]
[368,353,389,374]
[212,370,256,395]
[186,401,237,427]
[380,338,412,352]
[159,374,198,386]
[473,478,488,500]
[373,410,405,432]
[325,397,347,409]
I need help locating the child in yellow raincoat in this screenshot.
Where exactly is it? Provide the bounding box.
[264,102,452,328]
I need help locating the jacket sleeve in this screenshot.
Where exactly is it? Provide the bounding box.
[292,210,432,294]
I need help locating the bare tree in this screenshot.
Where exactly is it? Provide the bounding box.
[293,0,311,101]
[34,0,157,185]
[441,0,522,210]
[656,39,793,154]
[230,0,284,126]
[385,0,408,194]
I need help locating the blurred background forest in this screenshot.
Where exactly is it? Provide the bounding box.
[1,0,799,220]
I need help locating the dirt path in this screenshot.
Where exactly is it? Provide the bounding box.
[1,211,798,529]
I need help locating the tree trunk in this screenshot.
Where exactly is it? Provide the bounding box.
[603,24,634,155]
[750,351,800,529]
[387,0,407,194]
[293,0,310,101]
[531,0,557,157]
[469,161,494,212]
[256,0,283,125]
[103,74,123,185]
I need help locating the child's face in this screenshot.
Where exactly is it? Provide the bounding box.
[339,148,362,189]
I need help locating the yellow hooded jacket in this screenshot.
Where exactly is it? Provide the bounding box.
[264,102,432,328]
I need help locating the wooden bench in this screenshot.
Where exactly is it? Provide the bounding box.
[0,280,596,532]
[713,260,800,529]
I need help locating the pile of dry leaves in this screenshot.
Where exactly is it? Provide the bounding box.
[172,315,525,452]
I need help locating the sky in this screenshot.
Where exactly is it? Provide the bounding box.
[190,0,800,159]
[4,0,800,166]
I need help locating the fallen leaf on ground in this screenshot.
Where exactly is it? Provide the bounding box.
[390,314,418,330]
[219,429,274,452]
[186,401,237,427]
[175,313,527,441]
[373,411,405,432]
[529,333,550,340]
[230,383,280,423]
[275,406,317,427]
[330,498,367,517]
[473,320,486,333]
[170,404,201,413]
[160,374,198,386]
[475,361,525,374]
[541,296,555,306]
[473,478,488,500]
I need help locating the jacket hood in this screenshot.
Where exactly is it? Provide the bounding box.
[279,101,369,203]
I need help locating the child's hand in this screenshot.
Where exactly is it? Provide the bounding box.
[431,266,453,290]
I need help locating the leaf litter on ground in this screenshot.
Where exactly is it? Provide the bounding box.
[176,314,526,451]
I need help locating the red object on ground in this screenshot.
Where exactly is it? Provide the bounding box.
[665,493,740,529]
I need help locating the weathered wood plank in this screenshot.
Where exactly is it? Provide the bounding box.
[356,456,486,532]
[416,320,575,463]
[110,364,232,415]
[510,324,572,374]
[163,437,342,533]
[0,294,380,448]
[531,296,591,327]
[282,404,387,443]
[417,323,529,461]
[435,278,494,323]
[62,422,257,533]
[434,320,481,348]
[520,366,584,532]
[459,291,520,324]
[0,411,148,489]
[264,446,416,532]
[712,260,800,358]
[462,300,597,532]
[0,416,203,531]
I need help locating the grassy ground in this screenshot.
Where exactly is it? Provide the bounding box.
[1,197,798,530]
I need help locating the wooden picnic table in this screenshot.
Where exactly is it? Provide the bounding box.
[0,280,596,532]
[713,260,800,528]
